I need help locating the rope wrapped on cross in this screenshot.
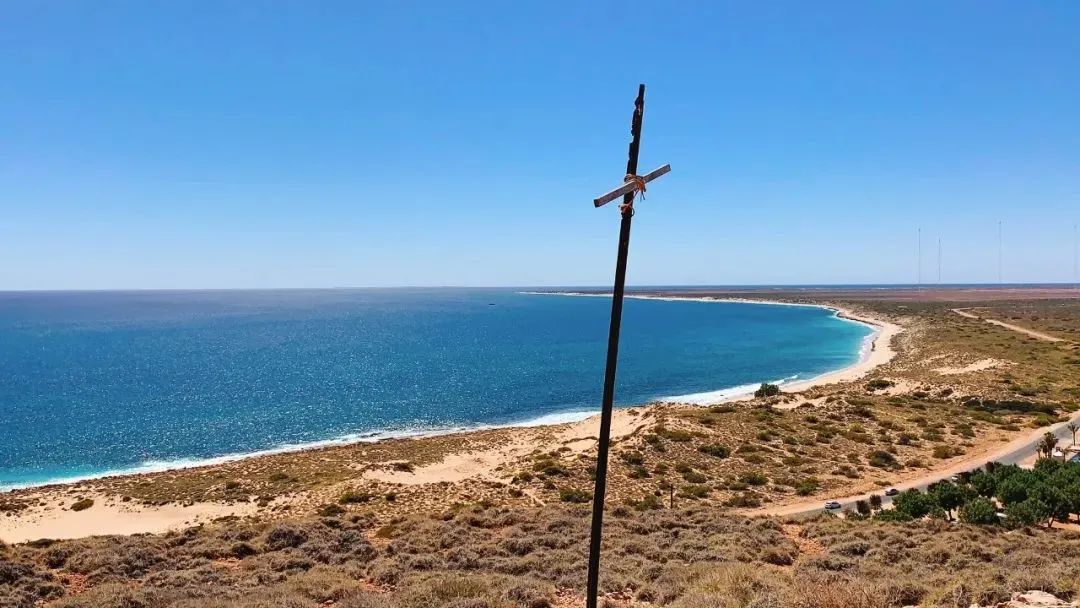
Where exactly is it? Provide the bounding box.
[593,164,672,216]
[619,173,648,216]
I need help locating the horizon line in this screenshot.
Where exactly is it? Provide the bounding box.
[3,281,1080,294]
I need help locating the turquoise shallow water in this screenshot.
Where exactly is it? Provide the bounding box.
[0,289,872,489]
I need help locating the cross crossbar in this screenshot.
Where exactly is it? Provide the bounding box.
[592,164,672,207]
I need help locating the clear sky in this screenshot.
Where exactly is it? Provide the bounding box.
[3,2,1079,289]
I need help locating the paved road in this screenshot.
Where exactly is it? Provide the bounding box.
[764,411,1080,518]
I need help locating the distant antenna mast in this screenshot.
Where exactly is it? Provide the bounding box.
[937,237,942,284]
[917,228,922,286]
[997,220,1003,284]
[1073,222,1078,288]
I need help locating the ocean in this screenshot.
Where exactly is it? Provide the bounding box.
[0,289,873,490]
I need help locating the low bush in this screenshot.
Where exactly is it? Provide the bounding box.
[698,444,730,458]
[755,383,781,398]
[738,471,768,486]
[558,488,590,503]
[867,450,900,469]
[866,378,894,391]
[795,477,820,496]
[69,499,94,512]
[339,490,373,504]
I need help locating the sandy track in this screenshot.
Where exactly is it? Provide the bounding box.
[952,308,1066,342]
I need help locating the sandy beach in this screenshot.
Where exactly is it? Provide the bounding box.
[3,289,1074,547]
[0,297,901,544]
[532,292,903,401]
[779,305,901,393]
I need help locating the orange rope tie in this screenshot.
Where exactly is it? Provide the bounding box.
[619,174,647,216]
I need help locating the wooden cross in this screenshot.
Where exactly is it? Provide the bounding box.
[592,164,671,208]
[585,83,670,608]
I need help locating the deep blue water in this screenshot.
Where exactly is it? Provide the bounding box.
[0,289,872,489]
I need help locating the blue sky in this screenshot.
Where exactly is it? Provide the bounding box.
[3,2,1079,289]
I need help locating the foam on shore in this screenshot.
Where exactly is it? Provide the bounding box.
[661,375,801,405]
[1,408,609,492]
[4,294,879,493]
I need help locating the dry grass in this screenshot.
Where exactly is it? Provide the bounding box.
[4,504,1080,607]
[5,294,1080,607]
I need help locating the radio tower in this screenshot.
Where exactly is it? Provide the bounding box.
[997,221,1003,284]
[937,237,942,284]
[917,228,922,286]
[1073,222,1078,288]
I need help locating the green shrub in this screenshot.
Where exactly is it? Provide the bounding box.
[1004,499,1047,528]
[755,383,781,398]
[892,490,934,519]
[697,444,730,458]
[681,470,708,484]
[70,498,94,512]
[959,497,999,525]
[795,477,820,496]
[532,459,568,476]
[932,445,958,459]
[559,488,591,503]
[868,450,900,469]
[339,490,373,504]
[643,434,666,452]
[318,504,346,517]
[656,426,694,442]
[738,471,768,486]
[866,379,894,391]
[678,484,710,499]
[723,492,761,507]
[628,494,664,511]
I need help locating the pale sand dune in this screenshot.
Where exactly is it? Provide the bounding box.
[934,358,1006,375]
[364,451,513,485]
[0,492,257,544]
[364,409,651,486]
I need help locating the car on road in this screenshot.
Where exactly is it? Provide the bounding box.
[884,488,899,496]
[824,501,842,510]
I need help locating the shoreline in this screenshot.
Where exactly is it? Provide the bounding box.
[1,295,896,494]
[528,291,901,399]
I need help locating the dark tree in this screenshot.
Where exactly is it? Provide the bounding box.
[868,494,883,510]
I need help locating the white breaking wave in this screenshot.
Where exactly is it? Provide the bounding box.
[662,375,800,406]
[511,409,598,427]
[0,428,443,492]
[0,409,606,492]
[4,294,874,492]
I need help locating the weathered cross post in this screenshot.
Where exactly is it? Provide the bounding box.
[586,84,670,608]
